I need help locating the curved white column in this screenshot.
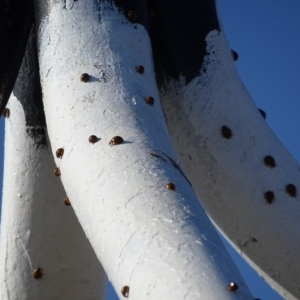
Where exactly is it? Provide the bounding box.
[34,1,253,299]
[0,74,106,300]
[159,28,300,300]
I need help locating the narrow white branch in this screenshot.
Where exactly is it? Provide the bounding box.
[160,28,300,300]
[0,94,106,299]
[35,1,253,299]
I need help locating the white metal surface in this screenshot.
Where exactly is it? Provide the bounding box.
[0,94,106,299]
[35,1,253,299]
[160,29,300,300]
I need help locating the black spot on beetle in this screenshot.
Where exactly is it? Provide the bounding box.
[286,184,297,197]
[221,126,232,139]
[264,191,274,204]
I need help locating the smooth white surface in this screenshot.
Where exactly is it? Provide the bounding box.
[0,94,106,299]
[160,29,300,300]
[36,1,253,299]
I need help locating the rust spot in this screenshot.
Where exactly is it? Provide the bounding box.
[89,135,98,144]
[264,191,274,204]
[286,184,297,197]
[264,155,276,168]
[127,11,137,22]
[258,108,266,119]
[227,282,238,292]
[32,267,43,279]
[63,196,71,206]
[54,167,61,177]
[56,148,64,159]
[121,286,130,298]
[145,96,154,105]
[81,73,90,82]
[221,126,233,139]
[2,108,10,118]
[109,136,124,146]
[166,182,175,190]
[136,65,144,74]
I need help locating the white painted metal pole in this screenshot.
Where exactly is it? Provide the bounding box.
[0,32,106,299]
[34,1,253,299]
[159,28,300,300]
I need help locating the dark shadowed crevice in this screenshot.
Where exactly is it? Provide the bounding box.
[0,0,34,116]
[149,0,220,84]
[13,25,47,147]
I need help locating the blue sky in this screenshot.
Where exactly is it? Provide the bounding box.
[0,1,299,299]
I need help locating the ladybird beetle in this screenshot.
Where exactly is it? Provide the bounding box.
[56,148,64,158]
[166,182,175,190]
[32,267,43,279]
[109,136,124,146]
[231,50,239,61]
[258,108,266,119]
[221,126,233,139]
[135,65,144,74]
[227,282,238,292]
[2,108,10,118]
[81,73,90,82]
[264,191,275,204]
[63,196,71,206]
[286,184,297,197]
[121,286,129,298]
[264,155,276,168]
[127,11,137,22]
[54,167,61,177]
[145,96,154,105]
[89,135,98,144]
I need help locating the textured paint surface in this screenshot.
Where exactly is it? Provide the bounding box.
[0,95,106,299]
[160,29,300,300]
[35,1,253,299]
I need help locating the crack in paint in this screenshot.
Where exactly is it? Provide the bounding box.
[148,151,191,186]
[118,228,141,271]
